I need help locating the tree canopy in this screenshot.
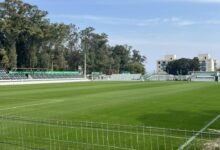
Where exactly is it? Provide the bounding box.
[166,57,200,75]
[0,0,146,74]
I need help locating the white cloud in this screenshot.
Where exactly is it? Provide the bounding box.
[206,20,220,25]
[175,20,196,26]
[50,15,201,27]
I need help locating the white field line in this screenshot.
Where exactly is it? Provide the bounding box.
[178,114,220,150]
[0,100,64,111]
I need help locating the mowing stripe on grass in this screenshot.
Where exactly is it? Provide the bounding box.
[0,100,64,111]
[178,114,220,150]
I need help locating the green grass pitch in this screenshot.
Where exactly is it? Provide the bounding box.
[0,81,220,149]
[0,81,219,129]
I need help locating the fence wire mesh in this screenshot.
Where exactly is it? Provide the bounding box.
[0,115,219,150]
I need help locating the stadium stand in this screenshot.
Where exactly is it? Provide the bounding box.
[8,71,28,80]
[0,68,84,80]
[109,74,142,81]
[174,75,191,81]
[2,67,220,82]
[0,69,29,80]
[146,73,175,81]
[145,71,220,82]
[190,71,218,82]
[0,69,10,80]
[8,71,83,80]
[145,71,176,81]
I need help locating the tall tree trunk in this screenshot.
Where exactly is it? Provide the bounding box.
[8,42,17,69]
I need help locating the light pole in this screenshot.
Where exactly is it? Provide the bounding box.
[84,51,87,79]
[51,54,54,71]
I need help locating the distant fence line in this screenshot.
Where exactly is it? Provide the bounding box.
[0,115,219,150]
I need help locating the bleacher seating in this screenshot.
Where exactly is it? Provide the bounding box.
[146,74,174,81]
[145,73,192,81]
[29,72,83,79]
[8,71,28,80]
[174,75,190,81]
[0,70,84,80]
[190,72,217,82]
[0,69,10,80]
[109,74,142,81]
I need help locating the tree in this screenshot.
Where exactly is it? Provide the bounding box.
[111,45,131,73]
[0,0,48,68]
[128,50,146,74]
[166,58,200,75]
[0,0,146,74]
[48,23,70,70]
[0,48,9,68]
[37,51,50,69]
[80,28,111,74]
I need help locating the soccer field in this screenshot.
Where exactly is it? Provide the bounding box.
[0,81,220,149]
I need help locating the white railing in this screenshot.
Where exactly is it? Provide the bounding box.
[0,115,219,150]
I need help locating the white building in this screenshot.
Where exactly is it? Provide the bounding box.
[198,54,218,72]
[214,59,219,71]
[157,55,177,73]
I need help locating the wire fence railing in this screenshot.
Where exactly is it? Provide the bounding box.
[0,115,219,150]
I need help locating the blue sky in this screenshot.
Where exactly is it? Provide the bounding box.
[11,0,220,71]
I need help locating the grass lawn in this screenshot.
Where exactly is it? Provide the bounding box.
[0,81,220,149]
[0,81,219,130]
